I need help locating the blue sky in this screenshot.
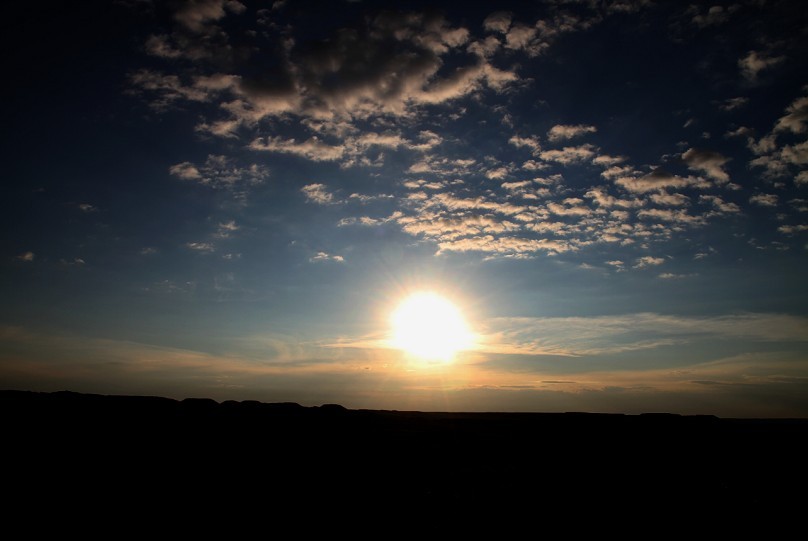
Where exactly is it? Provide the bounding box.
[2,0,808,416]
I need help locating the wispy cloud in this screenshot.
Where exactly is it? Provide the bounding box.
[681,148,730,182]
[547,124,597,143]
[301,183,336,205]
[738,50,785,82]
[310,251,344,263]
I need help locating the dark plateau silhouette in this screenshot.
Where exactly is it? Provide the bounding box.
[3,390,806,524]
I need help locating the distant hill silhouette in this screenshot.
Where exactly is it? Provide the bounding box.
[3,389,807,521]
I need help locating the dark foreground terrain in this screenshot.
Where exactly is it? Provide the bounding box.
[3,390,807,525]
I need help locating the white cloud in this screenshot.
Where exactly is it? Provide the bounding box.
[796,171,808,186]
[249,136,345,161]
[213,220,240,239]
[615,169,702,193]
[169,155,268,190]
[649,192,689,207]
[719,97,749,112]
[539,144,597,164]
[681,148,730,182]
[186,242,215,253]
[777,224,808,235]
[436,235,575,257]
[78,203,97,213]
[699,195,741,214]
[691,5,734,28]
[485,166,510,180]
[638,208,705,225]
[774,95,808,134]
[547,124,597,143]
[301,183,335,205]
[15,252,35,262]
[634,256,665,269]
[584,187,642,208]
[749,193,778,207]
[592,154,625,167]
[508,135,542,155]
[483,11,512,34]
[739,50,785,82]
[310,252,344,263]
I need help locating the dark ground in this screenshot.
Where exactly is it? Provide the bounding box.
[3,390,807,528]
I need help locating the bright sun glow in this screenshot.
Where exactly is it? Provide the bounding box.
[390,292,474,363]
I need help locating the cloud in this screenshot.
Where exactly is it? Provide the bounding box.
[15,252,35,262]
[249,136,345,161]
[407,156,476,176]
[547,124,597,143]
[788,198,808,212]
[174,0,233,33]
[681,148,730,182]
[777,224,808,235]
[797,171,808,186]
[436,235,575,257]
[186,242,215,253]
[659,273,697,279]
[135,8,521,148]
[637,208,705,225]
[615,169,702,193]
[481,312,808,358]
[78,203,97,213]
[508,135,542,155]
[485,166,510,180]
[699,195,741,214]
[310,252,344,263]
[634,256,665,269]
[539,144,597,164]
[301,183,336,205]
[739,50,785,82]
[169,155,268,189]
[483,11,512,34]
[719,97,749,112]
[774,95,808,134]
[584,187,643,208]
[749,193,778,207]
[213,220,240,239]
[649,192,689,207]
[690,5,735,28]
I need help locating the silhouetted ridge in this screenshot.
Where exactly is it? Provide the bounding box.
[2,389,806,516]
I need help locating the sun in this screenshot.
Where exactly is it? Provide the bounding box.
[390,292,474,363]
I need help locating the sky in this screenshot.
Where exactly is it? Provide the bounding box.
[2,0,808,417]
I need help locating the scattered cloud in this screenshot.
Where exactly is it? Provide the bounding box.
[539,144,597,164]
[681,148,730,182]
[749,193,778,207]
[739,50,785,82]
[15,252,35,262]
[774,95,808,134]
[719,97,749,112]
[186,242,215,253]
[634,256,665,269]
[615,169,702,193]
[301,183,336,205]
[310,251,344,263]
[508,135,542,155]
[547,124,597,143]
[690,5,737,28]
[169,155,268,189]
